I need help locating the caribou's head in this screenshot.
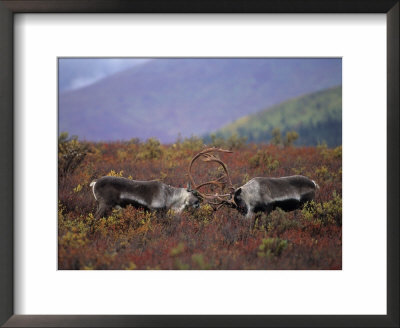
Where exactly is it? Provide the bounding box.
[233,188,247,214]
[185,181,201,209]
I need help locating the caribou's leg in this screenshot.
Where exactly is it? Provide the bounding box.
[250,216,256,232]
[245,207,256,231]
[89,201,107,234]
[95,201,111,219]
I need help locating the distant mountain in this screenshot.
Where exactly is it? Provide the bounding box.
[58,58,150,92]
[209,86,342,147]
[59,58,341,143]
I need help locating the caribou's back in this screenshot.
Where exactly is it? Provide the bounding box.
[257,175,316,199]
[91,176,200,218]
[235,175,318,217]
[91,176,167,217]
[94,176,164,206]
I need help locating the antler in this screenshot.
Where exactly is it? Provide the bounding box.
[188,148,232,191]
[188,147,237,209]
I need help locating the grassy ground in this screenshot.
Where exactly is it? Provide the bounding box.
[58,139,342,270]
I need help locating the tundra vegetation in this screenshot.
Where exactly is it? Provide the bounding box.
[58,134,342,270]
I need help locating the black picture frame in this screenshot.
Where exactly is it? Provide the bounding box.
[0,1,398,327]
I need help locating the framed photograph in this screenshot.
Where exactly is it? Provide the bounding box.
[1,1,398,327]
[57,56,343,272]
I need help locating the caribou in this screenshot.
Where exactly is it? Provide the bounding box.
[232,176,319,219]
[186,148,319,219]
[90,176,201,219]
[89,147,231,219]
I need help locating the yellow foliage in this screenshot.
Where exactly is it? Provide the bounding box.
[107,170,124,177]
[192,253,209,269]
[73,184,83,193]
[124,262,137,270]
[59,231,89,248]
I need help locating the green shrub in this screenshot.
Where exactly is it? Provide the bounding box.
[315,165,331,181]
[58,132,87,177]
[209,133,247,150]
[226,133,247,150]
[249,150,279,170]
[302,192,342,226]
[192,253,210,269]
[209,134,224,148]
[318,142,342,160]
[270,128,299,147]
[137,138,163,160]
[257,237,288,258]
[283,131,299,147]
[170,242,185,257]
[270,128,282,146]
[191,204,214,222]
[181,135,204,151]
[260,208,301,234]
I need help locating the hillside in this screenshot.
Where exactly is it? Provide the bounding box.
[59,58,342,143]
[58,58,149,92]
[211,86,342,147]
